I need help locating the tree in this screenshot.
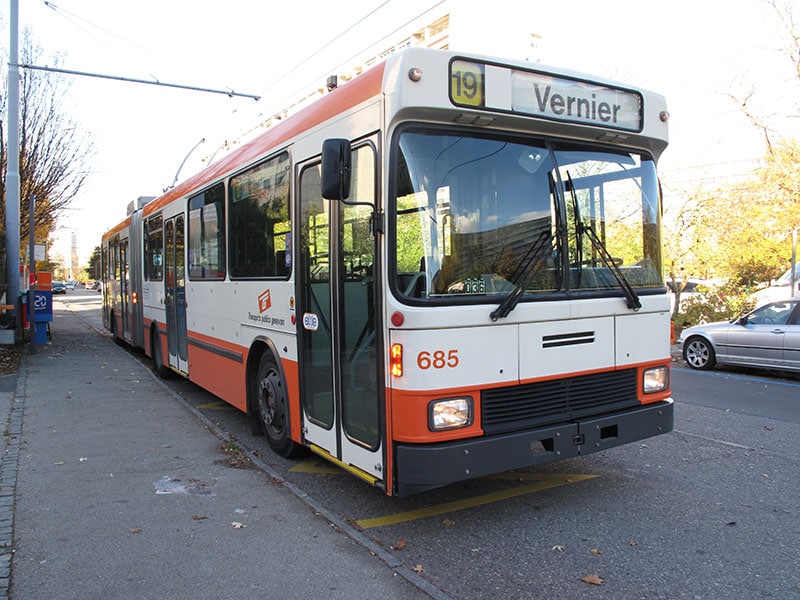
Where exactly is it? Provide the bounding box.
[0,31,95,279]
[665,0,800,324]
[87,245,102,280]
[727,0,800,154]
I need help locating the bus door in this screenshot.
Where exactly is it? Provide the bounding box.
[297,145,384,484]
[119,238,129,340]
[164,216,189,374]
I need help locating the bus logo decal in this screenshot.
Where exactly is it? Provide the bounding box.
[302,313,319,331]
[258,290,272,313]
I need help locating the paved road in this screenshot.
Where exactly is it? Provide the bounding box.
[6,291,799,599]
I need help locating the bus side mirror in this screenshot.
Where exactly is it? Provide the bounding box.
[321,139,351,200]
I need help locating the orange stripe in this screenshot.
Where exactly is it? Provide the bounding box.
[101,216,132,241]
[391,389,482,444]
[281,359,303,445]
[390,359,672,444]
[383,388,395,496]
[187,339,248,412]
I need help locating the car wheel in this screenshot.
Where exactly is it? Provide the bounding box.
[683,336,716,370]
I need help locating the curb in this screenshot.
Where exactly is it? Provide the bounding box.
[0,363,25,599]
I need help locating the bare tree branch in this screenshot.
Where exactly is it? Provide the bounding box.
[0,30,95,251]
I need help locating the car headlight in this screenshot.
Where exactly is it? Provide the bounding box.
[643,366,669,394]
[429,397,473,430]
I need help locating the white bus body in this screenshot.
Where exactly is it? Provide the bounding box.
[103,48,673,496]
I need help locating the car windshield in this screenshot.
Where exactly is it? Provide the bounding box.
[774,264,800,285]
[391,129,662,303]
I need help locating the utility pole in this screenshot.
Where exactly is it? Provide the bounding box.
[4,0,21,333]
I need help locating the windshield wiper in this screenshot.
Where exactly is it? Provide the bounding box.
[566,172,641,311]
[490,230,553,321]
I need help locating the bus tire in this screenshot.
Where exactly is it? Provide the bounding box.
[255,352,303,458]
[151,327,171,378]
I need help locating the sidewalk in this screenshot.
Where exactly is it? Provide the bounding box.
[0,303,434,599]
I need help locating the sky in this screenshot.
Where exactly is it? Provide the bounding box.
[2,0,798,266]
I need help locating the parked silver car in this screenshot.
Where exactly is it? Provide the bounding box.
[678,299,800,372]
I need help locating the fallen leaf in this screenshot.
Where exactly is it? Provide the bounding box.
[442,518,456,526]
[128,528,142,534]
[590,548,603,555]
[581,574,604,586]
[192,515,208,521]
[231,521,246,529]
[628,540,638,547]
[552,545,566,552]
[412,565,424,574]
[391,539,406,551]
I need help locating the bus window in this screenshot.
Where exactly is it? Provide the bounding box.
[229,151,291,278]
[145,215,164,281]
[393,130,557,299]
[392,129,661,302]
[188,183,226,280]
[554,148,661,290]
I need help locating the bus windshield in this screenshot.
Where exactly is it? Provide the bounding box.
[392,129,662,303]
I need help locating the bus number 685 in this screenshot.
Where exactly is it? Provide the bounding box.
[417,349,459,370]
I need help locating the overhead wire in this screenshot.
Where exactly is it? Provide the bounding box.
[256,0,393,98]
[40,1,154,58]
[257,0,447,121]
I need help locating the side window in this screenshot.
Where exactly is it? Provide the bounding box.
[229,151,291,278]
[748,303,793,326]
[145,215,164,281]
[112,237,120,279]
[188,183,226,280]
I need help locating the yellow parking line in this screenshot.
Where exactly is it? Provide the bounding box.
[290,458,343,474]
[355,474,597,529]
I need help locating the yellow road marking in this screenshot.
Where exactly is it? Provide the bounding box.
[290,458,344,474]
[356,474,597,529]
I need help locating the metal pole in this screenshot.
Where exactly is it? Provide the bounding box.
[791,229,797,299]
[28,194,35,353]
[4,0,21,332]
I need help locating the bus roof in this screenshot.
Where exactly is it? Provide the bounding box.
[104,47,668,237]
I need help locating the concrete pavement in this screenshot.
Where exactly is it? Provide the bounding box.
[0,300,437,599]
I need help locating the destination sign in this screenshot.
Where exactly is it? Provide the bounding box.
[449,59,643,132]
[511,71,642,131]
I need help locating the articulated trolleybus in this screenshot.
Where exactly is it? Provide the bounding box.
[102,48,673,496]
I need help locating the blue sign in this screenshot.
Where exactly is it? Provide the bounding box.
[30,290,53,322]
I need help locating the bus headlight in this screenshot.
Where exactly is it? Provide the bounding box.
[429,397,473,431]
[643,366,669,394]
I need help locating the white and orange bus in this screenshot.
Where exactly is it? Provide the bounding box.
[102,47,673,496]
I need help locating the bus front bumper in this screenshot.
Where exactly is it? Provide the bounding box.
[394,399,673,496]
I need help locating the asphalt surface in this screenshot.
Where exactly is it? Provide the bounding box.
[0,302,436,599]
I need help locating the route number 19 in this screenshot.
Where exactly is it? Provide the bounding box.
[450,60,485,108]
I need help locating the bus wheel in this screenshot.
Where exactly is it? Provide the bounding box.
[151,328,171,378]
[255,353,303,458]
